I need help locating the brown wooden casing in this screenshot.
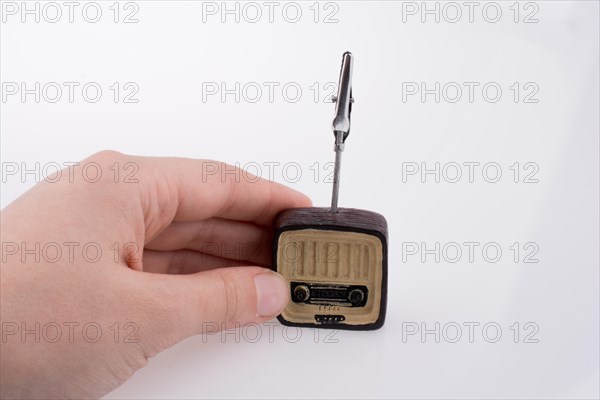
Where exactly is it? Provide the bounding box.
[273,207,388,330]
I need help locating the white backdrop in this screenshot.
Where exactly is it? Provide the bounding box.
[1,1,599,398]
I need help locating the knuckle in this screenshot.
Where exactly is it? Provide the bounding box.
[89,149,126,163]
[218,272,242,325]
[77,150,139,195]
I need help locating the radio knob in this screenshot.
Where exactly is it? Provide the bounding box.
[348,288,364,306]
[293,285,310,302]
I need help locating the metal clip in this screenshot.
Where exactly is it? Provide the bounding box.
[330,51,354,213]
[331,51,354,145]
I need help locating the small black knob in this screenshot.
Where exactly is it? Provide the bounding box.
[348,288,364,306]
[293,285,310,302]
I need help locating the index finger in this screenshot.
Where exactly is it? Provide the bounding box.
[135,156,312,227]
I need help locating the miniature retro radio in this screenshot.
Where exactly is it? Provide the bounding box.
[273,52,388,330]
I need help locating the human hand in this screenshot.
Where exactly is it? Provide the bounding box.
[0,151,311,399]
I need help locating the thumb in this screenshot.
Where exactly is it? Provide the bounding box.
[139,267,289,346]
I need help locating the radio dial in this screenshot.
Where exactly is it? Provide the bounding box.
[293,285,310,302]
[348,288,365,306]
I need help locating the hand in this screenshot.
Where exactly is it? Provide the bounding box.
[0,150,311,399]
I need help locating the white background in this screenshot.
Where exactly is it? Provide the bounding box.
[1,1,599,398]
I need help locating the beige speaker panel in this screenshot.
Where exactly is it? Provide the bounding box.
[277,229,383,325]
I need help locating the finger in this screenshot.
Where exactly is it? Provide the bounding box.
[142,249,245,274]
[145,218,272,266]
[132,156,312,237]
[135,267,289,347]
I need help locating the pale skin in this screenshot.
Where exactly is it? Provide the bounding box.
[0,150,311,399]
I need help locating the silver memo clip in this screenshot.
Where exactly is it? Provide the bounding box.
[330,51,354,213]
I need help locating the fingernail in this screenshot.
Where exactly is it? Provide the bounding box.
[254,271,289,317]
